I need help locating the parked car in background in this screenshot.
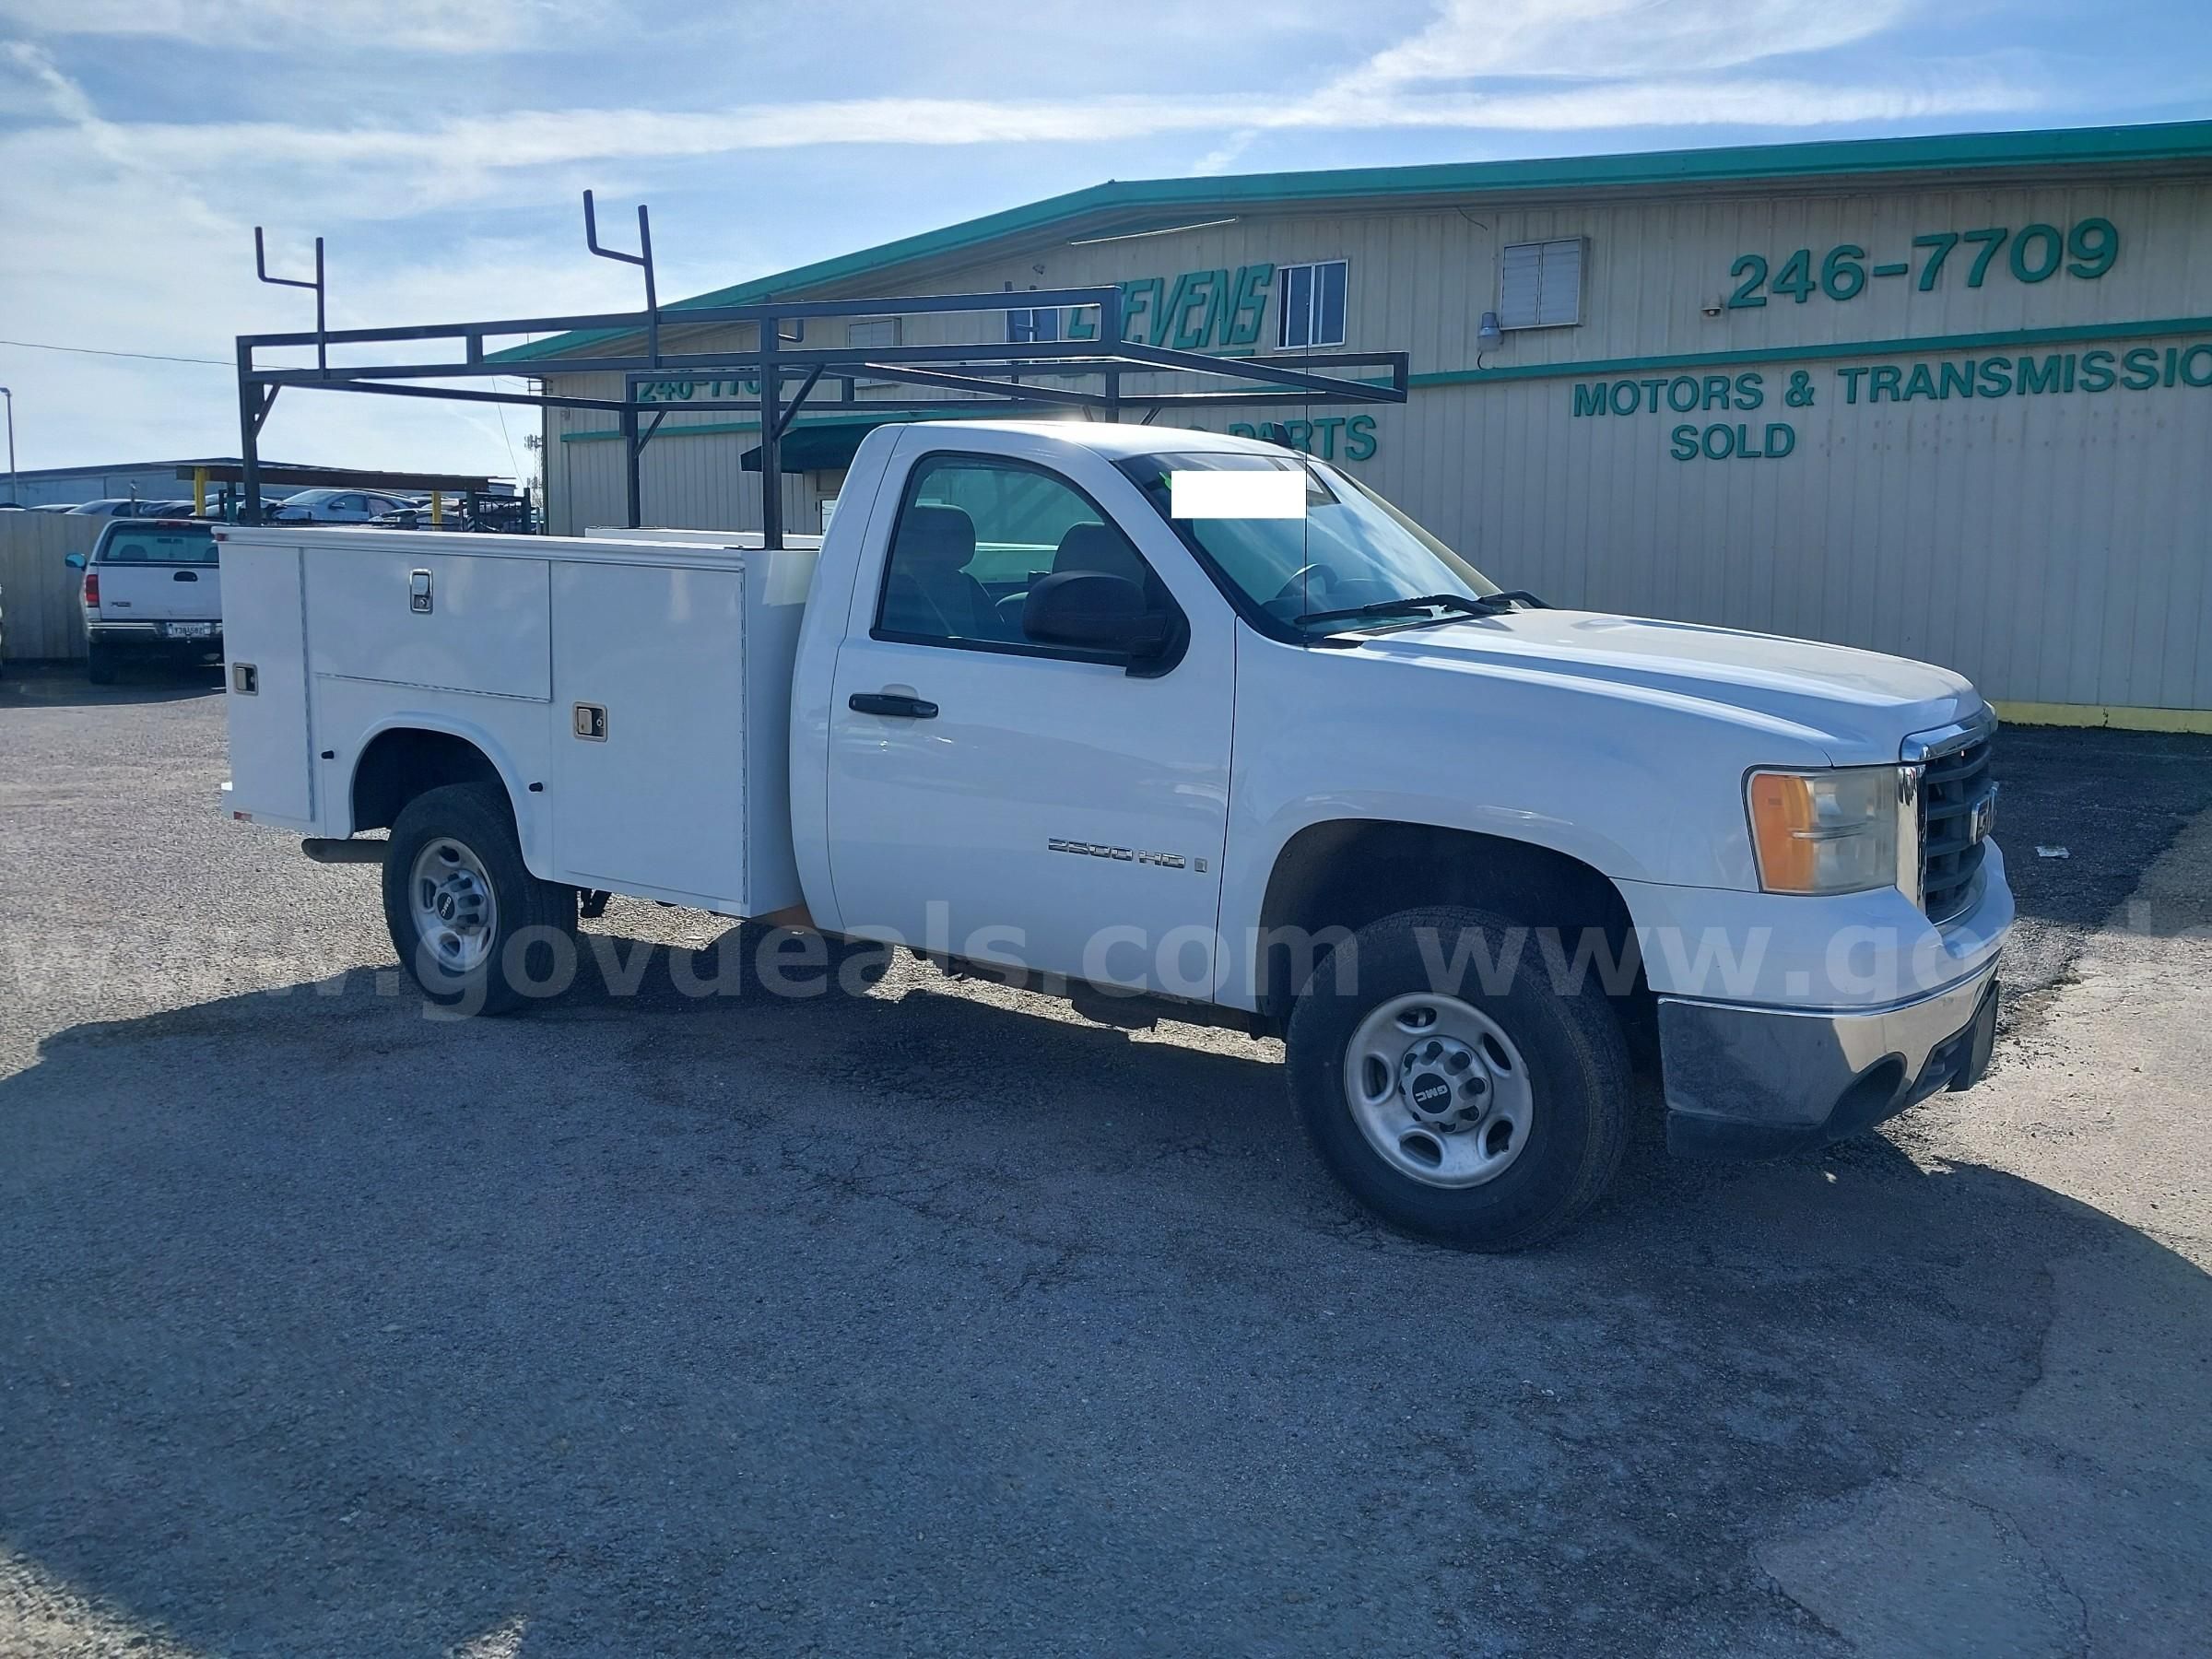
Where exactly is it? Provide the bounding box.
[60,499,198,519]
[66,518,222,683]
[264,488,418,524]
[368,504,476,532]
[30,502,81,512]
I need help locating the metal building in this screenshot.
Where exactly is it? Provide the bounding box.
[500,122,2212,730]
[0,455,325,510]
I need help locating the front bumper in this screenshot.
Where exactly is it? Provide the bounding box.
[1659,961,1999,1158]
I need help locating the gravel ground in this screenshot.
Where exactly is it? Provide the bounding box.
[2,664,2208,1658]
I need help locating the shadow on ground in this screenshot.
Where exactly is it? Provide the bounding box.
[0,660,222,707]
[4,934,2206,1655]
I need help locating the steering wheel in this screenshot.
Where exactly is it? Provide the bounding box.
[1270,564,1341,607]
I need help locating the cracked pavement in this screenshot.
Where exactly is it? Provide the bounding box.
[2,666,2208,1657]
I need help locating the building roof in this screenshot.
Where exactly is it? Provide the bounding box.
[3,455,324,483]
[493,121,2212,366]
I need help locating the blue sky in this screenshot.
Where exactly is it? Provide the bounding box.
[1,0,2206,484]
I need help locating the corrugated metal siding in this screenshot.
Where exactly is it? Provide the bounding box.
[1341,341,2212,712]
[543,171,2212,710]
[1,513,92,660]
[544,370,824,537]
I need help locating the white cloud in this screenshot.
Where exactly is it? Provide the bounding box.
[1340,0,1918,88]
[0,0,592,53]
[40,71,2040,198]
[0,1,2065,475]
[0,45,606,473]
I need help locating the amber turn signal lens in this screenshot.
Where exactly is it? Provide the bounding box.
[1747,771,1820,891]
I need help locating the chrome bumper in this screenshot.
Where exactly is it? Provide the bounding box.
[1658,961,2000,1158]
[88,621,222,646]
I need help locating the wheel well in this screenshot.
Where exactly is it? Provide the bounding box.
[1255,819,1655,1055]
[350,728,505,832]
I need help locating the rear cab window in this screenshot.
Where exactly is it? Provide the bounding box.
[96,524,217,564]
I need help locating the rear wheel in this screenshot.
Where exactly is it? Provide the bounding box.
[85,641,117,685]
[382,782,575,1015]
[1286,905,1630,1251]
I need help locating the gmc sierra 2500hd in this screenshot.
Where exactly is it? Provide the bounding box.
[218,419,2007,1249]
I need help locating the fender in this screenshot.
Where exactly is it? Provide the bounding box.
[342,710,551,877]
[1213,795,1653,1012]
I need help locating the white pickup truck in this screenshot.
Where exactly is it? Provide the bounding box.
[68,517,226,683]
[218,419,2008,1248]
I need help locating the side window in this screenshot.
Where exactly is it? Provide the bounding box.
[876,455,1164,651]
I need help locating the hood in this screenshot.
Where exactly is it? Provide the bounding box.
[1352,609,1982,763]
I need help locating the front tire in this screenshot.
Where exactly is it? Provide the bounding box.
[1286,905,1630,1251]
[382,782,575,1016]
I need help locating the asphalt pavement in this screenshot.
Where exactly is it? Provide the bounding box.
[2,664,2207,1657]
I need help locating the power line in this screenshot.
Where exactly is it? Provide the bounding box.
[0,337,231,367]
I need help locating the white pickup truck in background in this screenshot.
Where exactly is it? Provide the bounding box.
[67,517,225,684]
[217,419,2009,1248]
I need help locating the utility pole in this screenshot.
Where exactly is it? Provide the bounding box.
[0,387,15,505]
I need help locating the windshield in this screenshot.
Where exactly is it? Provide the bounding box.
[1115,451,1498,634]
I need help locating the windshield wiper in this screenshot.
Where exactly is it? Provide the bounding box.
[1293,592,1512,629]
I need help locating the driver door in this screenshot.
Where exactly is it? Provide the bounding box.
[823,431,1236,996]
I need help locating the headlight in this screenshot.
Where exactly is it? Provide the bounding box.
[1746,767,1906,896]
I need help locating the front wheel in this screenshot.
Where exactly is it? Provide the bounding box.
[1286,905,1631,1251]
[382,782,575,1016]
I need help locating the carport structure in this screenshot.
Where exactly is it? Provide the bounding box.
[234,198,1408,545]
[175,463,507,523]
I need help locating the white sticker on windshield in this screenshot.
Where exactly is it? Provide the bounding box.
[1171,469,1307,520]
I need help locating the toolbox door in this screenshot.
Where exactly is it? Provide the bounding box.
[547,559,750,911]
[220,539,315,826]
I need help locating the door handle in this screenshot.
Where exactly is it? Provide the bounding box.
[848,691,938,719]
[172,570,199,581]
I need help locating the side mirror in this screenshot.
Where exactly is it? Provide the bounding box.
[65,553,86,570]
[1022,571,1174,663]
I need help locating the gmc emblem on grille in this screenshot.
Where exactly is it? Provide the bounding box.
[1969,787,1999,844]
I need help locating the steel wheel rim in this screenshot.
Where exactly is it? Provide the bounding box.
[408,836,499,976]
[1341,992,1535,1188]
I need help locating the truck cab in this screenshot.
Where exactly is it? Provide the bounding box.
[218,419,2009,1249]
[69,518,224,683]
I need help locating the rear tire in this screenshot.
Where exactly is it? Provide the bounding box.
[85,642,117,685]
[382,782,575,1016]
[1285,905,1630,1251]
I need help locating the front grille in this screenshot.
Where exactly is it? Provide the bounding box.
[1917,724,1995,923]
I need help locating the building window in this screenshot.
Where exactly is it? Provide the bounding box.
[1277,260,1347,348]
[849,317,899,386]
[1500,238,1584,329]
[849,317,899,351]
